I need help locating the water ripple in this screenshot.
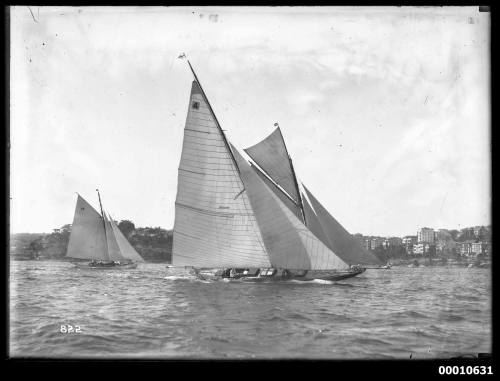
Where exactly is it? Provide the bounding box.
[9,261,491,359]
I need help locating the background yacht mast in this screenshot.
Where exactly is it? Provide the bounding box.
[96,188,109,260]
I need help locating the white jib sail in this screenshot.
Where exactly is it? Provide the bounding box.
[103,213,128,262]
[109,214,145,263]
[302,184,382,266]
[66,195,109,261]
[172,81,271,268]
[302,193,333,251]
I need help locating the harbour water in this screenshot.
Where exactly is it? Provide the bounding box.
[9,260,491,359]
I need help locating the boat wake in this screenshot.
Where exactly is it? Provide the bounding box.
[163,275,198,282]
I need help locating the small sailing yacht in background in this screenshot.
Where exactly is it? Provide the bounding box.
[66,190,145,269]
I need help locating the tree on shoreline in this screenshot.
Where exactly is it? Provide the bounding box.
[12,221,173,263]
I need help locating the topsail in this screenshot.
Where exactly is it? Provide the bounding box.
[244,127,301,205]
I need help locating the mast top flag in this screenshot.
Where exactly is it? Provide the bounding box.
[172,59,383,272]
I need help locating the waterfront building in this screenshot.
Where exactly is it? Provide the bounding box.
[357,238,371,251]
[471,242,486,255]
[387,237,403,246]
[458,228,475,241]
[473,226,486,239]
[412,243,429,256]
[417,227,435,244]
[370,237,384,250]
[458,242,473,257]
[402,236,417,245]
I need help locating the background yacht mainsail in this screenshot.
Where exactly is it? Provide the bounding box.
[172,80,271,268]
[302,184,382,266]
[66,195,109,261]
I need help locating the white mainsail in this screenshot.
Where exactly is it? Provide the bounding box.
[302,184,382,266]
[109,214,145,263]
[66,195,109,261]
[172,80,271,268]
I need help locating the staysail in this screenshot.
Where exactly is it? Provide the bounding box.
[302,184,382,266]
[233,145,350,271]
[66,195,109,261]
[109,215,145,263]
[172,80,271,268]
[244,127,300,204]
[250,163,303,222]
[103,213,128,262]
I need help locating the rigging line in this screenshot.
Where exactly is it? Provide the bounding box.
[96,189,110,261]
[234,188,245,200]
[250,162,298,206]
[276,125,306,224]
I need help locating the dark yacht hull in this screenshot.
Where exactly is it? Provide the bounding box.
[192,268,365,282]
[73,262,138,270]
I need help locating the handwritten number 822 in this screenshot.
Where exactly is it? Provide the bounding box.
[60,325,81,333]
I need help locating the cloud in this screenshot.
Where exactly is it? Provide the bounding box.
[10,6,490,235]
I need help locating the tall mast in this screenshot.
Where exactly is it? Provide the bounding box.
[186,59,241,174]
[276,124,306,225]
[96,188,110,260]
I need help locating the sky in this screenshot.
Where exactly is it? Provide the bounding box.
[10,6,490,236]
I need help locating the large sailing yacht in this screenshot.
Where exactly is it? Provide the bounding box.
[172,61,381,281]
[66,191,145,269]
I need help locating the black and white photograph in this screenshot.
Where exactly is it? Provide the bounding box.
[8,6,491,362]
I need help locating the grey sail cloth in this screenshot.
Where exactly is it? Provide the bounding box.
[103,213,128,262]
[172,81,271,268]
[250,164,303,222]
[302,194,333,250]
[109,215,145,262]
[233,145,350,271]
[302,184,382,266]
[244,127,300,204]
[66,195,109,261]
